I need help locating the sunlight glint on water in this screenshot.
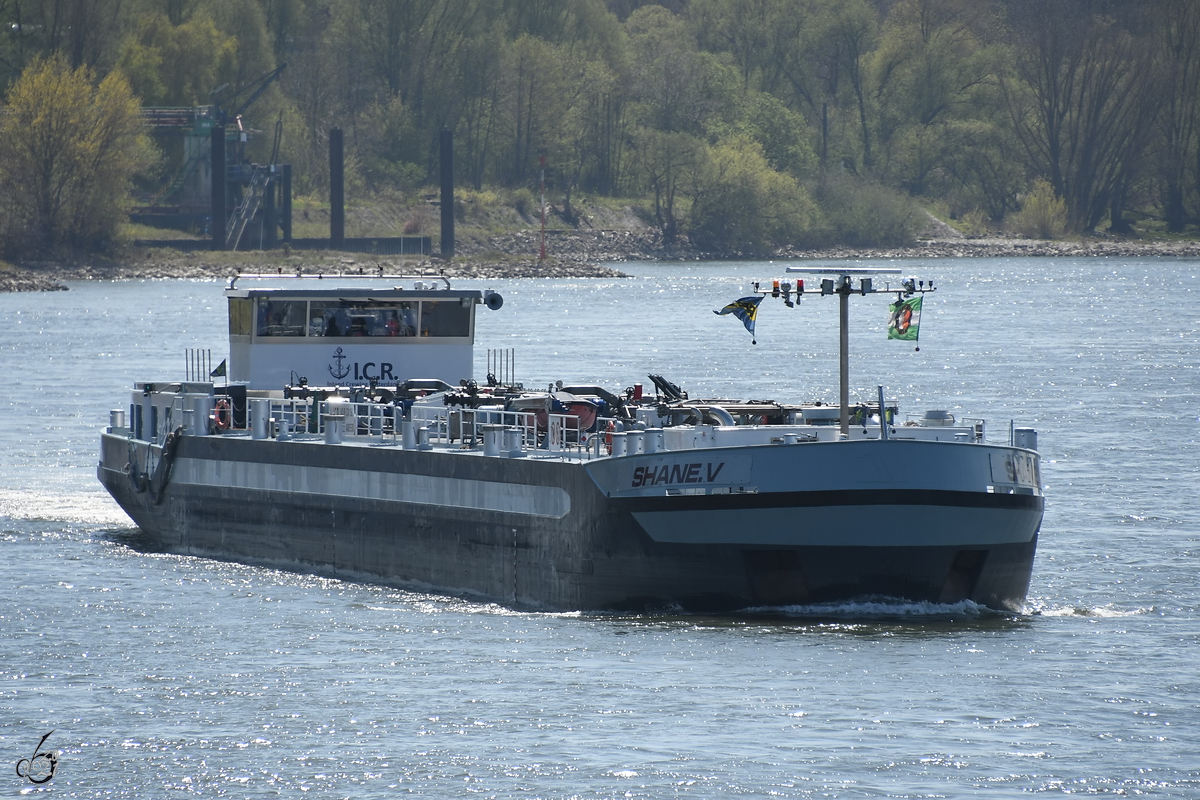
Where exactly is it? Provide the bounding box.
[1,257,1198,797]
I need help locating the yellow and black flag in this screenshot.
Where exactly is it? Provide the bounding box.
[714,296,764,344]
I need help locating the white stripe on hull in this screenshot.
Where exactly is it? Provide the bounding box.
[171,457,572,519]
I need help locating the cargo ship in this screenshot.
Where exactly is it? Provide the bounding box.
[97,269,1043,612]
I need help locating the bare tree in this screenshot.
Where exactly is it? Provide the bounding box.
[1151,0,1200,232]
[1001,0,1158,232]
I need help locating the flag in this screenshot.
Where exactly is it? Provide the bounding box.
[887,296,922,341]
[714,295,764,344]
[210,358,227,378]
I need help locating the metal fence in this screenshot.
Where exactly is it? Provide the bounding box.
[242,398,591,456]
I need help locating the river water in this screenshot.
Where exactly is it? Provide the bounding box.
[2,257,1198,797]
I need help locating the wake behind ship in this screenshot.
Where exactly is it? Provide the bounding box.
[97,269,1043,612]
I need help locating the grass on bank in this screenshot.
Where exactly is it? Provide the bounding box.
[924,197,1200,242]
[118,186,1199,266]
[119,190,653,250]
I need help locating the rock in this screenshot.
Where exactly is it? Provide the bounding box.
[4,231,1200,292]
[0,272,68,292]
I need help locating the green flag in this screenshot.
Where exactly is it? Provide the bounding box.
[887,296,922,341]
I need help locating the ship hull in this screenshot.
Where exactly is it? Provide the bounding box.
[99,433,1042,612]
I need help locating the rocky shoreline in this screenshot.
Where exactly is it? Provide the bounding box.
[4,229,1199,292]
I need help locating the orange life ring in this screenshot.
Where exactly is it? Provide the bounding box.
[214,398,232,430]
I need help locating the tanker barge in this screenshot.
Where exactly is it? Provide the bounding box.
[97,270,1043,612]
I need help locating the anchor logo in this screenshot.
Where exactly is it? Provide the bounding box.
[328,347,350,380]
[15,730,57,785]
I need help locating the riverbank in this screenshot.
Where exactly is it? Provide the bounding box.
[5,229,1200,292]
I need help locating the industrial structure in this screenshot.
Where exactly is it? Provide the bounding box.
[132,67,434,257]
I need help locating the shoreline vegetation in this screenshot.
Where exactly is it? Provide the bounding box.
[2,2,1198,292]
[5,215,1200,293]
[6,231,1200,294]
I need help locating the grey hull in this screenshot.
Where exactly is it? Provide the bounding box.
[99,433,1041,612]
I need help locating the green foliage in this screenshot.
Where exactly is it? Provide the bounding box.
[0,0,1194,252]
[509,187,537,219]
[206,1,275,88]
[808,175,920,248]
[1010,180,1068,239]
[685,136,818,256]
[709,92,819,180]
[960,208,989,236]
[116,12,237,106]
[355,95,424,192]
[631,127,704,241]
[498,35,583,184]
[0,55,156,254]
[1002,0,1161,232]
[1152,0,1200,234]
[936,118,1025,220]
[626,6,729,137]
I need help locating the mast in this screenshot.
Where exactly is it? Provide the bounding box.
[750,267,935,437]
[839,278,850,434]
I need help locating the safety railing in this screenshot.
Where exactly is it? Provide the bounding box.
[412,405,545,450]
[241,397,594,455]
[240,397,385,439]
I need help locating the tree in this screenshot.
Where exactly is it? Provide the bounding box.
[456,32,504,190]
[1010,177,1067,238]
[559,57,627,219]
[0,55,155,252]
[825,0,879,170]
[631,126,702,243]
[19,0,125,70]
[354,94,423,192]
[685,135,817,255]
[206,0,276,93]
[1150,0,1200,232]
[688,0,775,90]
[497,34,581,185]
[870,0,1002,195]
[625,5,713,136]
[116,12,237,106]
[708,90,818,179]
[257,0,307,63]
[1001,0,1158,232]
[939,118,1025,220]
[810,173,920,247]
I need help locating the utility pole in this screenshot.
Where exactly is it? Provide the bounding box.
[539,155,547,262]
[440,128,455,259]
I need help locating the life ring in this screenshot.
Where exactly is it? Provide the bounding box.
[214,398,232,430]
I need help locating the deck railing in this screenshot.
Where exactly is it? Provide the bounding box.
[242,397,590,455]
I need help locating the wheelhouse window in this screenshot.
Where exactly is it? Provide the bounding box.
[310,301,418,337]
[228,298,252,336]
[247,297,471,339]
[256,299,306,336]
[421,300,471,337]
